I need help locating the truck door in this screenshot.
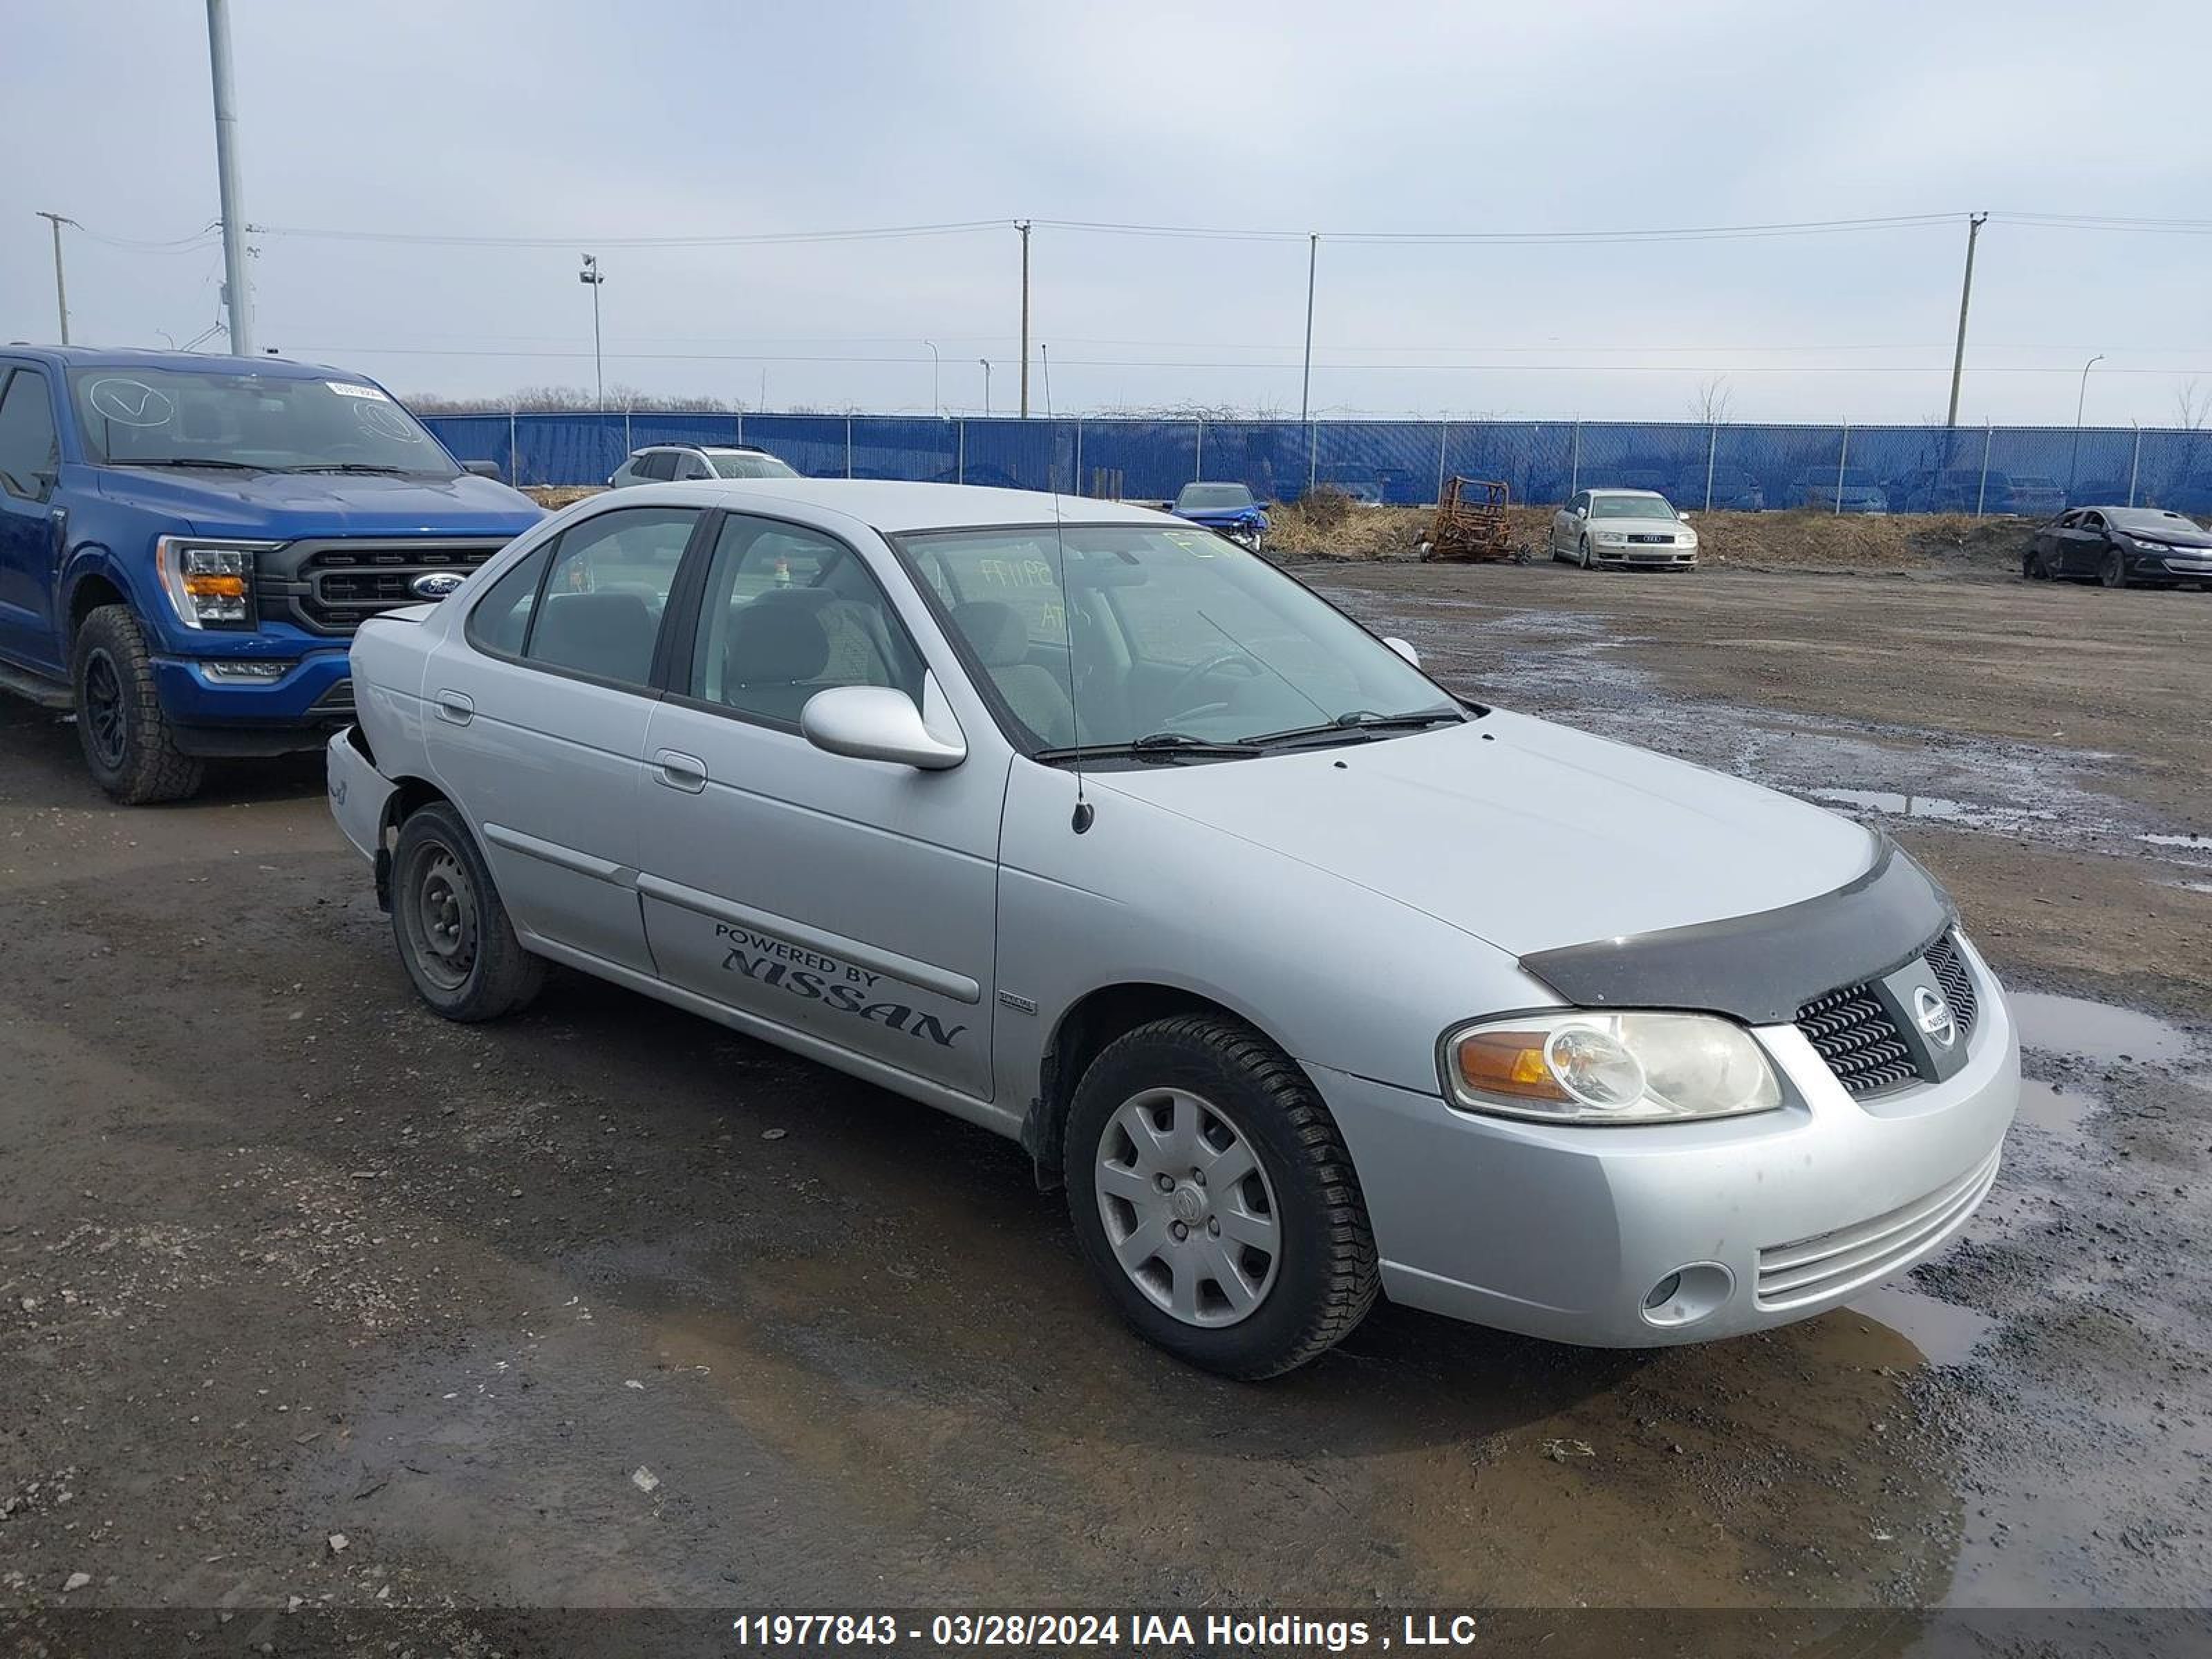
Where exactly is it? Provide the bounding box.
[0,366,64,669]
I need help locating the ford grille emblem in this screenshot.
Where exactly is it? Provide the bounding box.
[1913,985,1957,1049]
[409,571,465,600]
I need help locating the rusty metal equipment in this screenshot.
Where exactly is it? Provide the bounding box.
[1421,476,1515,562]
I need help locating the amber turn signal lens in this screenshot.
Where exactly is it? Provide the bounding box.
[1453,1030,1571,1102]
[182,573,248,599]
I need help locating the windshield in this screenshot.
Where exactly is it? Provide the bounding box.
[1175,483,1256,512]
[711,451,799,480]
[1589,494,1676,519]
[898,523,1455,756]
[67,368,457,475]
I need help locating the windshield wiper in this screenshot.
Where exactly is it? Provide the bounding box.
[281,462,431,476]
[106,457,267,471]
[1033,732,1262,765]
[1241,708,1466,749]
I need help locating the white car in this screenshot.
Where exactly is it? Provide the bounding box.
[327,480,2015,1378]
[1550,488,1700,570]
[610,444,798,487]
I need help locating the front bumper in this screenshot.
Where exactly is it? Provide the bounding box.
[151,650,355,754]
[1312,940,2018,1347]
[1593,543,1697,567]
[2156,553,2212,578]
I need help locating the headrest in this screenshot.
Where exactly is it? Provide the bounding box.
[726,600,830,686]
[953,600,1032,668]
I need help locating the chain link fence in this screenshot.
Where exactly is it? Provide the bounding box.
[420,412,2212,516]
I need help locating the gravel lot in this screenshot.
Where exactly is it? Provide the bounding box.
[2,559,2207,1649]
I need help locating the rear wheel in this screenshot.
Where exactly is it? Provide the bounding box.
[71,606,205,805]
[1064,1014,1378,1378]
[2101,547,2130,589]
[391,802,544,1022]
[2024,547,2050,581]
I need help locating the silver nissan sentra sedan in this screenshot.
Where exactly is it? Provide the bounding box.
[328,480,2018,1378]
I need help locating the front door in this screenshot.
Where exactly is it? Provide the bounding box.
[633,512,1004,1100]
[425,503,704,974]
[0,366,63,668]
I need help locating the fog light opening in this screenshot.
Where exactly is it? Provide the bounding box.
[1640,1262,1734,1329]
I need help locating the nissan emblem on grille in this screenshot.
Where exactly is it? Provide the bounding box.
[1913,985,1957,1048]
[410,572,466,600]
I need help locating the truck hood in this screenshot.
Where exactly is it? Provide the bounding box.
[1095,709,1875,958]
[93,467,544,540]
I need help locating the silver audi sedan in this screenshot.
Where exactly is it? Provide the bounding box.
[329,481,2016,1377]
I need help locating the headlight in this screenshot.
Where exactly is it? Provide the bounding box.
[156,537,274,630]
[1595,529,1627,544]
[1441,1011,1784,1125]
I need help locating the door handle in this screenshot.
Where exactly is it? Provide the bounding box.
[433,690,474,725]
[655,749,707,793]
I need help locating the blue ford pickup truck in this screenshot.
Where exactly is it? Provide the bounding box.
[0,346,543,802]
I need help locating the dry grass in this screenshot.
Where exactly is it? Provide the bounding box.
[523,485,603,509]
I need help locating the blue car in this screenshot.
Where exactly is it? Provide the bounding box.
[1170,481,1268,550]
[0,346,544,802]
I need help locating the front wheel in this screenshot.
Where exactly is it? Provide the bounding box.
[2101,547,2130,589]
[391,802,545,1022]
[1064,1014,1378,1378]
[1579,536,1595,570]
[71,606,205,805]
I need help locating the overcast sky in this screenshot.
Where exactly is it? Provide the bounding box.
[5,0,2209,425]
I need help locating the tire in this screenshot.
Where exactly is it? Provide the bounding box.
[390,801,545,1022]
[71,606,205,805]
[2101,547,2129,590]
[1063,1013,1378,1378]
[1579,536,1595,570]
[2024,547,2047,581]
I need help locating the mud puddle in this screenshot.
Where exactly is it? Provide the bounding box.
[1846,1285,1996,1367]
[2009,991,2193,1067]
[1317,587,2205,871]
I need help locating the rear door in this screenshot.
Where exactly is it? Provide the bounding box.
[425,503,705,973]
[632,511,1003,1100]
[0,365,63,668]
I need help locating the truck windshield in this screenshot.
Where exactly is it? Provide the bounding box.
[67,368,459,477]
[899,523,1459,756]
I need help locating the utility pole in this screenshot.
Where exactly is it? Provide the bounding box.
[35,212,73,344]
[924,339,939,416]
[980,358,992,416]
[578,254,605,411]
[1015,220,1032,418]
[1944,212,1987,429]
[1300,233,1318,425]
[205,0,255,355]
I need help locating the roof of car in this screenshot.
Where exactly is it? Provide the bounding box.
[1586,487,1668,498]
[636,443,774,455]
[607,478,1168,534]
[1,343,361,380]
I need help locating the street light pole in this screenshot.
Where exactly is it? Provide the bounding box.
[34,212,73,344]
[980,358,992,416]
[1015,220,1032,418]
[924,339,939,416]
[2070,352,2105,491]
[578,254,605,411]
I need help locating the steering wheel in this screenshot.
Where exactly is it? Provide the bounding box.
[1160,651,1265,722]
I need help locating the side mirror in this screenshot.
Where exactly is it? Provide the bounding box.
[1382,636,1421,667]
[801,685,966,771]
[463,459,505,482]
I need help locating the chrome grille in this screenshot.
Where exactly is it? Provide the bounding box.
[1756,1145,2001,1308]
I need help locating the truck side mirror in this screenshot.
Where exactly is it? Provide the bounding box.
[463,460,505,482]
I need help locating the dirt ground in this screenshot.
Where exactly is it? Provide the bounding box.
[2,558,2209,1652]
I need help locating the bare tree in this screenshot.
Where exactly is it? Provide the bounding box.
[2176,377,2212,432]
[1687,375,1734,426]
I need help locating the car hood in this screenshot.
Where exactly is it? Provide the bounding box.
[1094,709,1875,959]
[1175,505,1266,525]
[1587,515,1690,534]
[93,467,545,540]
[2125,524,2212,549]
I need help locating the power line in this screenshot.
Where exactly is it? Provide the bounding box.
[252,218,1009,249]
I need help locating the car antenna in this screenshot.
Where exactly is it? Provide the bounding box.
[1043,347,1093,834]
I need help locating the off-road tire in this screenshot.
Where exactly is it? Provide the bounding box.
[71,605,205,805]
[1064,1014,1378,1378]
[391,801,545,1022]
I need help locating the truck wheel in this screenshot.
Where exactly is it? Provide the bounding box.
[71,606,205,805]
[1064,1013,1378,1378]
[391,801,544,1022]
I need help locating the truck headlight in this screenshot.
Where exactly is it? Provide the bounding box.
[156,538,273,630]
[1441,1011,1783,1125]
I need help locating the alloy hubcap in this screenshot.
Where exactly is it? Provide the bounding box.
[83,650,126,769]
[1095,1087,1280,1328]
